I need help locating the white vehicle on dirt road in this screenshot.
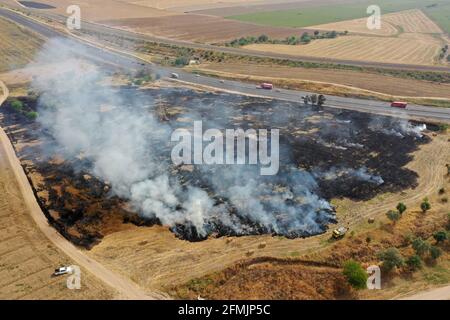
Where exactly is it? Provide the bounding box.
[53,266,72,277]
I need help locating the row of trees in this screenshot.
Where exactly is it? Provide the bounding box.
[226,30,347,47]
[386,199,432,225]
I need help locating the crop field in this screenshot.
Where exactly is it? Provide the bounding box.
[311,9,443,36]
[244,33,443,66]
[0,17,43,72]
[227,0,450,33]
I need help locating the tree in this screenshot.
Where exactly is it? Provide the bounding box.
[433,231,448,244]
[310,94,318,105]
[174,55,190,66]
[377,248,404,272]
[343,260,368,289]
[257,34,269,43]
[420,198,431,213]
[406,255,422,271]
[429,246,442,260]
[412,237,430,257]
[396,202,407,215]
[300,32,311,44]
[25,111,38,120]
[10,99,23,112]
[386,210,401,225]
[314,30,320,37]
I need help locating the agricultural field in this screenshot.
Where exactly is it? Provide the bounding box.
[102,14,309,43]
[311,9,443,36]
[244,33,444,66]
[227,0,450,33]
[0,17,43,72]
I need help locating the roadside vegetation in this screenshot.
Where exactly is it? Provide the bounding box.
[223,31,347,47]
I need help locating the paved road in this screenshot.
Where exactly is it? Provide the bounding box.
[1,8,450,123]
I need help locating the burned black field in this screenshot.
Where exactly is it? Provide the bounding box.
[0,86,430,247]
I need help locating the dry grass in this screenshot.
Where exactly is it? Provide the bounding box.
[311,9,443,36]
[122,0,263,10]
[244,33,443,66]
[0,16,43,73]
[196,62,450,99]
[13,0,175,21]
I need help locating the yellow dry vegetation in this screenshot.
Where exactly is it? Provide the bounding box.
[121,0,262,10]
[0,17,43,73]
[311,9,443,36]
[244,33,443,66]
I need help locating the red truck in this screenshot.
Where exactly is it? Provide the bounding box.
[391,101,408,109]
[259,83,273,90]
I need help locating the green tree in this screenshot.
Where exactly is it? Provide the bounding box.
[433,231,448,244]
[257,34,269,43]
[386,210,401,225]
[406,255,422,271]
[429,246,442,260]
[420,198,431,213]
[343,260,368,289]
[412,237,430,257]
[25,111,38,120]
[396,202,407,215]
[10,99,23,112]
[300,32,311,44]
[377,248,404,272]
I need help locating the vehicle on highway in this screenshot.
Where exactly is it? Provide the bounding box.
[53,266,72,277]
[391,101,408,109]
[170,73,179,79]
[259,83,273,90]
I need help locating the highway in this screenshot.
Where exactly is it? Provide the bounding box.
[1,7,450,123]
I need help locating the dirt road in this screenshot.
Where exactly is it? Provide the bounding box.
[0,80,167,300]
[401,285,450,300]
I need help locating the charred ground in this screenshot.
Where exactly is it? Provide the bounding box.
[0,86,430,247]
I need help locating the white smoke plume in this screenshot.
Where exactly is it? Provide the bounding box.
[28,38,335,239]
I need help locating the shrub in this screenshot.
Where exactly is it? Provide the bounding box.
[25,111,38,120]
[343,260,368,289]
[10,99,23,112]
[377,248,404,272]
[433,231,447,243]
[396,202,407,215]
[412,237,430,257]
[386,210,401,224]
[429,246,442,260]
[420,198,431,213]
[406,255,422,271]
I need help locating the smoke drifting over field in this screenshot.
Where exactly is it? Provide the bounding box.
[30,39,336,240]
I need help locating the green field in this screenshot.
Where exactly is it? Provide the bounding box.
[228,0,450,33]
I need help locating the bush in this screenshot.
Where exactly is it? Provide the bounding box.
[25,111,38,120]
[396,202,407,214]
[429,246,442,260]
[420,198,431,213]
[406,255,422,271]
[386,210,401,224]
[343,260,368,289]
[10,99,23,112]
[433,231,447,243]
[412,237,430,257]
[174,55,190,66]
[377,248,404,272]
